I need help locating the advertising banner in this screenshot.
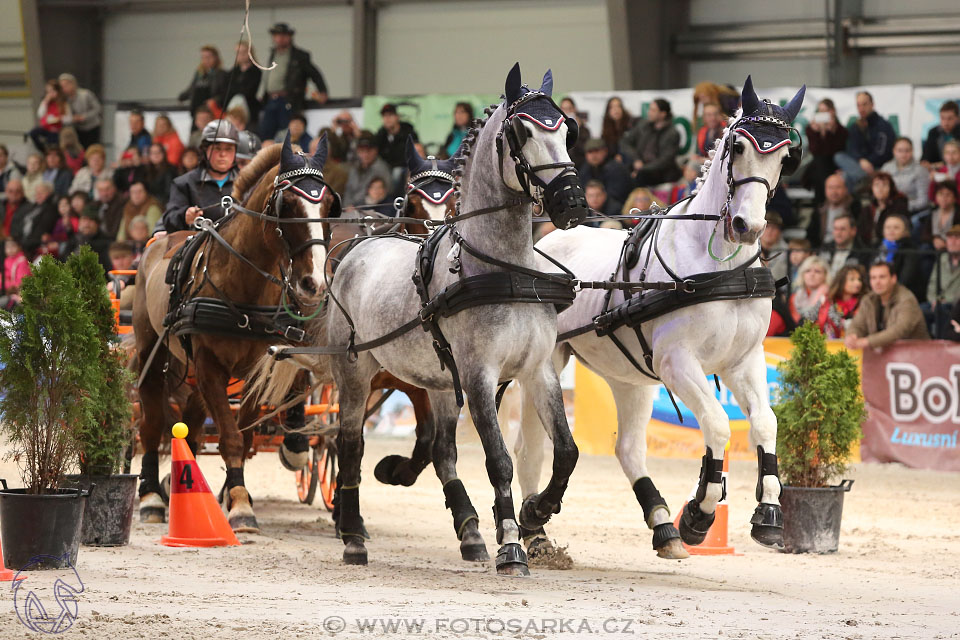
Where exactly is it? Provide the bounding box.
[860,340,960,472]
[909,84,960,156]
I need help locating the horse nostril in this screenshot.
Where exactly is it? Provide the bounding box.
[300,276,318,294]
[732,216,748,235]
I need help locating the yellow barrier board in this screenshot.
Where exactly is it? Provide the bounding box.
[572,337,862,461]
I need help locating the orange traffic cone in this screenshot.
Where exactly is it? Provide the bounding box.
[161,423,240,548]
[0,536,25,581]
[674,453,737,556]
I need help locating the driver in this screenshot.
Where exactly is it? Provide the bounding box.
[158,119,240,235]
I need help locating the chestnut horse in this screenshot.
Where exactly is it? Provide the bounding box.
[134,135,336,532]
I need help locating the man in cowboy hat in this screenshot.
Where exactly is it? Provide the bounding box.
[258,22,328,140]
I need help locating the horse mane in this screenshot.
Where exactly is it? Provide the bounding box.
[449,99,504,215]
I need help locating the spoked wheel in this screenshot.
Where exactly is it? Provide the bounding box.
[317,436,337,512]
[296,447,319,505]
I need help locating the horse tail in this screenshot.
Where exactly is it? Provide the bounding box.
[245,350,303,409]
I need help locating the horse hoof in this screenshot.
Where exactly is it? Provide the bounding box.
[518,495,550,530]
[679,501,715,546]
[227,486,260,534]
[527,536,574,569]
[750,503,784,549]
[139,493,165,523]
[374,455,418,487]
[652,522,689,559]
[343,537,368,565]
[460,529,489,562]
[495,543,529,577]
[279,444,309,472]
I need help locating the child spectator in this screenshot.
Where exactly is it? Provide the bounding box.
[152,114,184,167]
[142,143,176,204]
[58,127,84,174]
[817,264,866,338]
[106,242,137,309]
[880,137,929,212]
[42,147,73,197]
[918,181,960,250]
[21,153,43,202]
[49,195,78,258]
[69,191,89,217]
[790,255,829,324]
[179,147,201,174]
[0,237,30,309]
[927,140,960,201]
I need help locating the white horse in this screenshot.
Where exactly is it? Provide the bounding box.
[515,76,805,559]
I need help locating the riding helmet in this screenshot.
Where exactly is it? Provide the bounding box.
[236,130,262,160]
[200,119,240,147]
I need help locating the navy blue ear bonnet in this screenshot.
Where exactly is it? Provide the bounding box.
[405,138,455,204]
[503,65,578,149]
[277,132,341,216]
[733,76,805,155]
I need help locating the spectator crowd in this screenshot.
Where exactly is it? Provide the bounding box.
[3,38,958,345]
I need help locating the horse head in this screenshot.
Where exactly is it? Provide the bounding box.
[497,62,587,230]
[404,137,457,224]
[277,131,340,300]
[710,75,805,244]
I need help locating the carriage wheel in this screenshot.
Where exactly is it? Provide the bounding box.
[317,437,337,512]
[295,447,319,505]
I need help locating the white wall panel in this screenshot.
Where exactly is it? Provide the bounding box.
[375,0,612,95]
[103,6,352,103]
[689,58,827,91]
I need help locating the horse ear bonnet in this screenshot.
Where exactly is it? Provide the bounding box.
[733,77,805,176]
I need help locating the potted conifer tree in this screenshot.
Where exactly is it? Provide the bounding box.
[65,248,137,546]
[0,256,99,569]
[773,321,866,553]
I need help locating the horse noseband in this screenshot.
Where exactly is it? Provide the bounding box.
[541,169,588,230]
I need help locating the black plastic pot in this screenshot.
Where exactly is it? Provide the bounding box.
[0,479,93,570]
[66,474,137,546]
[780,479,853,554]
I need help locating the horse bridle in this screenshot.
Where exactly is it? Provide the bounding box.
[268,165,341,258]
[395,157,456,215]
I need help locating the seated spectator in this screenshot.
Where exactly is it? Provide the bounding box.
[693,81,739,132]
[695,102,725,159]
[106,242,137,309]
[224,40,262,125]
[601,97,633,157]
[127,109,152,157]
[375,104,418,193]
[63,207,112,274]
[622,187,664,219]
[560,97,591,168]
[343,132,392,208]
[585,180,619,218]
[95,178,127,239]
[59,127,84,175]
[2,180,29,238]
[669,159,701,203]
[69,191,89,218]
[142,143,176,204]
[790,255,829,324]
[179,147,201,175]
[804,98,847,204]
[760,211,788,284]
[327,111,359,163]
[820,214,873,277]
[917,181,959,250]
[877,213,925,302]
[48,195,77,258]
[224,106,248,133]
[21,153,43,202]
[360,177,394,217]
[28,79,69,151]
[787,238,812,292]
[275,112,311,149]
[113,147,142,195]
[11,181,58,258]
[126,215,150,259]
[579,138,631,215]
[443,102,473,158]
[0,237,30,310]
[187,105,215,148]
[58,73,102,147]
[118,181,161,241]
[881,137,929,212]
[921,100,960,166]
[845,260,929,348]
[620,98,681,187]
[0,144,22,205]
[42,147,73,197]
[860,171,908,245]
[178,45,228,119]
[817,264,866,338]
[767,294,797,338]
[834,91,895,196]
[152,114,184,167]
[808,173,861,246]
[924,224,960,337]
[69,143,112,199]
[927,140,960,201]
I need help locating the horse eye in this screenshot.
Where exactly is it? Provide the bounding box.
[733,141,745,155]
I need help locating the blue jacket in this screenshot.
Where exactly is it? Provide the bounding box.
[846,111,895,168]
